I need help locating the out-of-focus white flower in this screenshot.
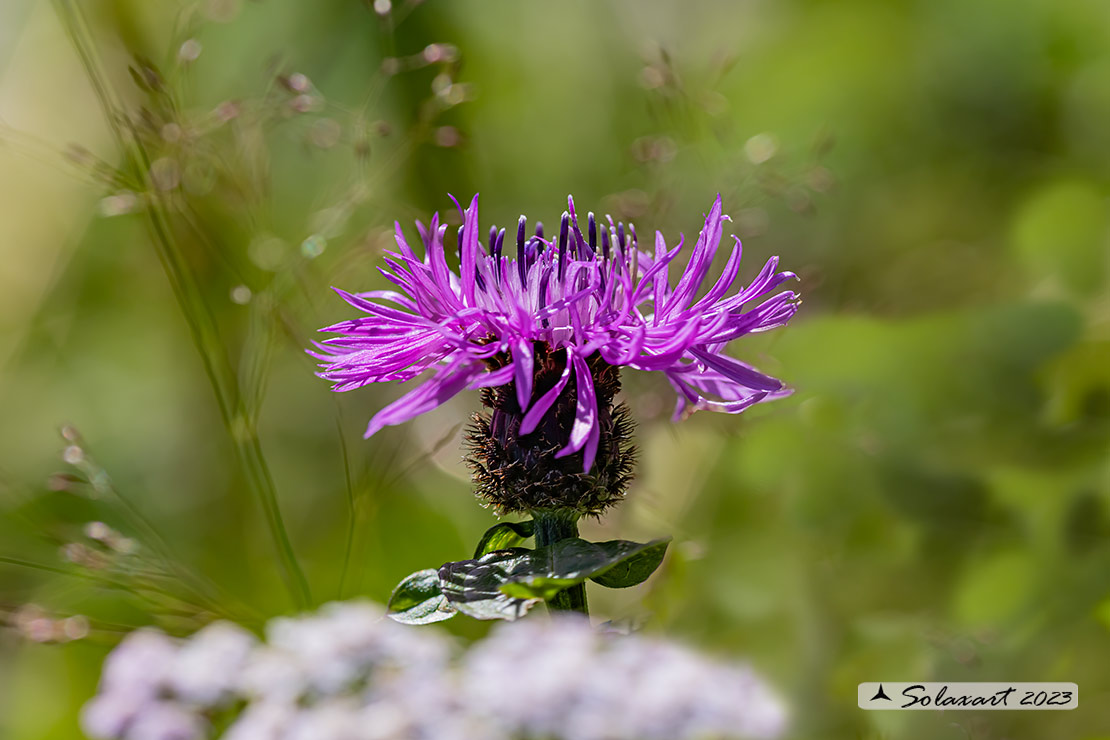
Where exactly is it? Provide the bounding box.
[100,629,177,697]
[261,601,450,697]
[463,615,599,738]
[123,700,206,740]
[285,699,363,740]
[462,615,788,740]
[81,691,148,739]
[222,702,297,740]
[83,601,787,740]
[168,622,256,706]
[236,646,307,704]
[81,630,203,740]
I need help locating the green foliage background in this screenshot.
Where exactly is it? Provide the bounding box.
[0,0,1108,738]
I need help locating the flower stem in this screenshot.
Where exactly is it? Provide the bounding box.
[531,510,589,616]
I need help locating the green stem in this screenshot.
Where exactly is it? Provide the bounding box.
[532,510,589,616]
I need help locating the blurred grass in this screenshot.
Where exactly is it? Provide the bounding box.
[1,0,1109,738]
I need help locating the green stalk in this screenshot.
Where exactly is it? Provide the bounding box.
[53,1,311,609]
[532,509,588,615]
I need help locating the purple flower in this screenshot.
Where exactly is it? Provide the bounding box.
[313,195,798,474]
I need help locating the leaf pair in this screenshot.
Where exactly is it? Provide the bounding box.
[388,527,670,624]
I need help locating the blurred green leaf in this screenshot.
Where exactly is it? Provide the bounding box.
[472,520,534,558]
[953,549,1035,628]
[1012,180,1108,296]
[1042,341,1110,427]
[386,569,456,625]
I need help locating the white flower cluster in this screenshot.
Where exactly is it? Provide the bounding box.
[82,602,787,740]
[462,617,788,740]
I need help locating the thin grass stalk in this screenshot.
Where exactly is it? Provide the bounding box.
[52,0,311,609]
[335,416,357,599]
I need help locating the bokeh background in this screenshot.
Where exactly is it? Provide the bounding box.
[1,0,1109,738]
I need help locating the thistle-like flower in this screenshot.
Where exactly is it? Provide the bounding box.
[313,195,799,514]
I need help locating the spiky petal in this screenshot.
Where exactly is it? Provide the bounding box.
[312,194,799,473]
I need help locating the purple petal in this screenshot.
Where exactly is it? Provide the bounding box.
[469,365,514,389]
[513,339,534,411]
[663,194,725,316]
[687,347,784,392]
[554,352,600,471]
[652,230,669,324]
[690,235,744,311]
[520,348,574,435]
[456,194,481,305]
[315,193,798,445]
[364,357,480,437]
[394,221,421,263]
[629,239,684,307]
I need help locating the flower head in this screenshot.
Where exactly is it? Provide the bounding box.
[313,194,798,511]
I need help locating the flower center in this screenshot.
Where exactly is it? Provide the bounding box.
[466,342,635,515]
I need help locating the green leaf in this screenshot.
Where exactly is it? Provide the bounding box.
[438,537,672,618]
[473,520,535,558]
[386,569,456,625]
[504,538,672,598]
[438,551,541,621]
[589,538,670,588]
